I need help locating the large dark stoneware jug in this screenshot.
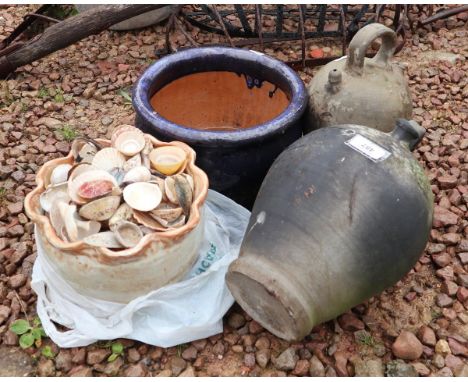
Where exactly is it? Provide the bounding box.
[133,47,308,208]
[226,119,433,341]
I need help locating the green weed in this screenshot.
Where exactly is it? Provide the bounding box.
[56,124,78,142]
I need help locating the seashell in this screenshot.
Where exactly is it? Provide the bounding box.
[152,214,186,229]
[109,167,126,185]
[71,138,100,163]
[108,203,133,229]
[164,174,193,215]
[49,200,68,239]
[123,154,142,172]
[40,182,70,213]
[149,146,187,175]
[112,220,143,248]
[92,147,126,172]
[133,210,167,231]
[122,166,151,184]
[56,202,101,242]
[123,182,162,211]
[68,163,99,182]
[150,202,183,222]
[111,125,146,156]
[140,137,153,168]
[83,231,124,249]
[50,164,72,185]
[68,170,118,204]
[79,195,121,221]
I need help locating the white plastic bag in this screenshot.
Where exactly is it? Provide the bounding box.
[31,190,250,348]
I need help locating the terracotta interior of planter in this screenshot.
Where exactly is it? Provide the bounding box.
[150,71,290,131]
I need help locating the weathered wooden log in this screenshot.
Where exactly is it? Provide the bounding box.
[0,5,165,78]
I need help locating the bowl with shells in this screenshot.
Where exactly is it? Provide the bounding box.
[25,125,209,303]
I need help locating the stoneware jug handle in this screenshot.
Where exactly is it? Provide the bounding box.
[391,119,425,151]
[346,23,397,75]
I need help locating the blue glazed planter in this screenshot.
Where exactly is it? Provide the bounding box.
[133,46,308,208]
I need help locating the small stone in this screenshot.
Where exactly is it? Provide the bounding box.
[436,293,453,308]
[7,202,23,215]
[86,348,110,365]
[11,170,25,183]
[37,359,55,377]
[442,281,459,296]
[227,312,245,329]
[55,351,72,372]
[181,345,197,361]
[272,348,298,371]
[445,354,463,371]
[156,369,172,377]
[8,274,26,289]
[386,360,418,377]
[309,48,324,59]
[427,243,445,254]
[255,336,270,350]
[457,274,468,287]
[436,367,453,377]
[244,353,256,368]
[418,325,436,346]
[435,339,451,356]
[0,306,11,325]
[457,287,468,303]
[458,253,468,265]
[392,331,423,360]
[309,355,325,377]
[433,353,445,368]
[123,363,147,377]
[412,362,430,376]
[68,366,93,377]
[458,240,468,252]
[212,342,225,356]
[101,116,113,126]
[103,356,123,376]
[71,348,86,364]
[249,320,264,334]
[170,357,187,376]
[432,253,452,268]
[438,175,458,189]
[436,266,454,280]
[334,351,348,376]
[447,338,468,357]
[455,364,468,377]
[127,348,140,363]
[433,206,459,226]
[440,232,461,245]
[255,349,270,368]
[338,312,365,331]
[179,365,195,377]
[292,359,310,376]
[353,357,384,377]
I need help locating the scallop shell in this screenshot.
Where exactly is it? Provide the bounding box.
[40,182,70,213]
[149,146,187,175]
[83,231,123,248]
[78,195,121,221]
[112,221,143,248]
[109,167,126,185]
[164,174,193,215]
[123,182,162,212]
[92,147,126,172]
[111,125,146,156]
[122,166,151,184]
[150,202,183,222]
[68,170,118,205]
[49,164,72,185]
[123,154,142,172]
[108,203,133,230]
[50,200,68,239]
[68,163,99,182]
[141,137,153,168]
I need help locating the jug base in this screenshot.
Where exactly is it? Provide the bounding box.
[226,256,313,341]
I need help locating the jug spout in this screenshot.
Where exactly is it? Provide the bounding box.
[391,119,425,151]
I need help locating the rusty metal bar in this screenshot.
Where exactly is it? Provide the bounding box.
[255,5,263,51]
[234,4,252,35]
[298,5,306,69]
[420,4,468,25]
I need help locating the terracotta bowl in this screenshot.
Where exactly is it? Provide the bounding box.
[25,135,208,303]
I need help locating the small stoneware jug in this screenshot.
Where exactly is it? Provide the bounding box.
[226,119,433,341]
[306,23,412,133]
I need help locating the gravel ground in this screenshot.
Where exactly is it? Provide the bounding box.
[0,5,467,377]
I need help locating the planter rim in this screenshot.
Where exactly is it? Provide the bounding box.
[133,46,308,145]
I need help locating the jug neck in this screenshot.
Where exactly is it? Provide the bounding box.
[391,119,425,151]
